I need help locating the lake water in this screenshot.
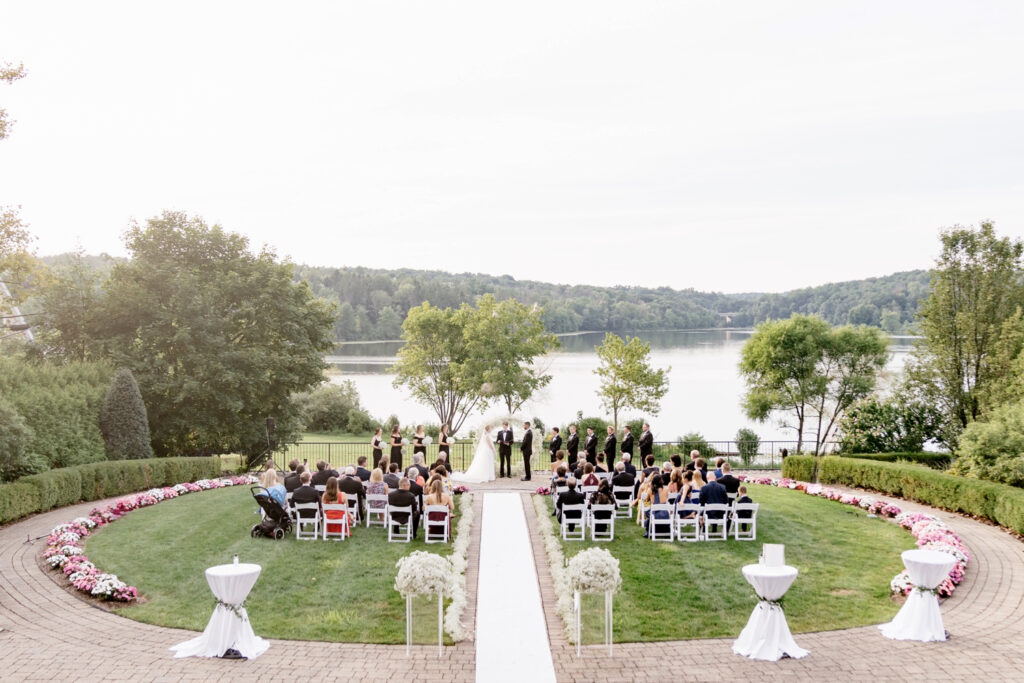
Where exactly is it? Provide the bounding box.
[326,329,913,445]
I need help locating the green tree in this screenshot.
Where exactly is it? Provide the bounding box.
[735,427,760,465]
[465,294,559,416]
[0,396,43,480]
[904,222,1024,446]
[837,394,942,453]
[593,333,669,430]
[293,381,374,434]
[880,309,902,334]
[99,367,153,460]
[739,315,889,454]
[0,61,26,141]
[67,211,335,458]
[953,400,1024,487]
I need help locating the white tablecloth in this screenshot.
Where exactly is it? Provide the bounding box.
[879,549,957,642]
[170,563,269,659]
[732,564,809,661]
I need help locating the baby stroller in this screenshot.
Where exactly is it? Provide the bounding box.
[250,486,292,539]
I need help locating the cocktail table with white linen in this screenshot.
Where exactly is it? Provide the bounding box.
[732,564,809,661]
[170,562,269,659]
[879,549,957,642]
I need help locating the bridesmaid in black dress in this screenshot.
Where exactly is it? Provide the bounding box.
[389,424,403,471]
[437,423,453,473]
[370,427,384,470]
[413,425,427,458]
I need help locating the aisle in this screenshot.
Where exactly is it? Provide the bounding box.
[475,492,556,683]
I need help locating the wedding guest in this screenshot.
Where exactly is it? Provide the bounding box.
[291,471,320,518]
[611,461,635,490]
[366,468,388,515]
[590,480,615,534]
[667,468,684,501]
[595,453,608,474]
[643,474,670,538]
[713,457,725,479]
[284,460,302,493]
[584,427,598,465]
[556,477,586,531]
[572,460,585,481]
[661,461,673,480]
[388,478,420,538]
[631,476,654,525]
[640,455,659,482]
[389,424,404,470]
[565,424,580,470]
[685,449,700,472]
[371,427,384,469]
[384,462,401,489]
[718,462,741,495]
[678,470,697,518]
[406,467,425,512]
[551,450,566,476]
[603,425,617,462]
[735,485,754,534]
[424,478,454,537]
[621,453,636,476]
[549,427,562,464]
[412,453,429,481]
[638,422,653,460]
[355,456,372,482]
[696,457,708,481]
[311,460,339,487]
[581,462,599,488]
[338,466,366,515]
[689,470,706,504]
[699,473,729,520]
[260,469,287,507]
[620,425,634,457]
[321,476,351,536]
[552,465,568,489]
[670,454,683,470]
[438,423,452,467]
[413,425,427,457]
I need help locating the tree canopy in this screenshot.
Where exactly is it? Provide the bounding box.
[593,332,669,430]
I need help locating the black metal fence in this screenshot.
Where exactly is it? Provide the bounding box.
[275,440,835,472]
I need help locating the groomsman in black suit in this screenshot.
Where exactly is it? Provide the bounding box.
[620,425,634,459]
[565,425,580,470]
[496,421,513,478]
[603,425,617,462]
[584,427,598,466]
[638,422,654,461]
[549,427,562,463]
[519,421,533,481]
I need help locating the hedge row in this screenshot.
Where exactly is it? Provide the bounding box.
[841,452,952,469]
[781,455,1024,535]
[0,456,223,525]
[781,455,817,482]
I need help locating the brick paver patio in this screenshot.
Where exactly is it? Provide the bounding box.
[1,476,1022,681]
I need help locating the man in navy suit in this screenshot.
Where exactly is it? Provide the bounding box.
[699,473,730,519]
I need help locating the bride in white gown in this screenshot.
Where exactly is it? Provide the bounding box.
[453,424,496,483]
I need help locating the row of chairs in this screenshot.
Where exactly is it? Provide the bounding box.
[290,501,452,543]
[646,503,759,542]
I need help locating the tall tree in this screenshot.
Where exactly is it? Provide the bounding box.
[99,367,153,460]
[66,211,336,457]
[904,221,1024,446]
[465,294,560,416]
[593,333,669,430]
[739,315,889,454]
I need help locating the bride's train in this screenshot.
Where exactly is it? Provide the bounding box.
[452,425,497,483]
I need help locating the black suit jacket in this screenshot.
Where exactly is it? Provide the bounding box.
[611,472,635,490]
[384,473,400,489]
[557,489,586,519]
[497,429,513,453]
[584,434,597,459]
[311,468,338,487]
[338,476,365,509]
[620,433,634,455]
[387,489,419,525]
[566,432,579,458]
[408,481,424,512]
[623,462,637,476]
[736,495,753,518]
[718,474,741,495]
[291,485,320,516]
[603,434,616,458]
[284,472,301,493]
[520,429,533,455]
[699,480,729,515]
[355,466,371,482]
[549,434,562,455]
[638,431,653,457]
[414,464,429,480]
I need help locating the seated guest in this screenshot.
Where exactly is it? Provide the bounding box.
[552,464,568,489]
[366,468,388,514]
[589,480,615,534]
[714,457,726,479]
[595,453,608,473]
[424,478,454,537]
[695,457,708,482]
[661,461,673,482]
[621,453,636,476]
[667,468,684,501]
[321,476,351,536]
[556,477,586,531]
[685,449,700,472]
[311,460,339,487]
[406,467,425,512]
[670,453,683,470]
[688,470,705,504]
[260,469,287,507]
[384,462,401,489]
[643,475,671,538]
[291,471,321,517]
[677,470,697,517]
[640,455,659,482]
[388,478,420,538]
[551,450,566,476]
[412,453,430,481]
[611,461,635,491]
[338,466,366,515]
[355,456,372,481]
[734,485,754,534]
[718,462,741,495]
[573,461,585,480]
[698,473,729,518]
[284,460,302,493]
[581,462,599,488]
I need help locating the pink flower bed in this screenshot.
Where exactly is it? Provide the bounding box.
[42,474,258,602]
[738,475,969,599]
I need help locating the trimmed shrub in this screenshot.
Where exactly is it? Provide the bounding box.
[0,482,40,524]
[841,452,952,469]
[782,455,817,482]
[953,400,1024,486]
[817,457,1024,535]
[20,468,83,512]
[100,368,154,460]
[0,397,45,481]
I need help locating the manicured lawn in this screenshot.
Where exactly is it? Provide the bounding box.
[541,484,915,643]
[86,486,462,644]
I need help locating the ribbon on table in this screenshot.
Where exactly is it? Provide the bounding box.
[757,597,784,610]
[214,598,247,621]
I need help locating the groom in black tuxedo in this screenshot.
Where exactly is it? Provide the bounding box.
[549,426,562,463]
[565,425,580,470]
[520,421,533,481]
[496,421,513,478]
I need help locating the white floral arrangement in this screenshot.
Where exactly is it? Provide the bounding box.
[444,494,474,642]
[91,573,130,599]
[567,547,622,594]
[532,495,576,642]
[394,551,453,598]
[423,436,433,446]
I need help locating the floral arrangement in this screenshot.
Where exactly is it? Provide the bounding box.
[532,495,576,642]
[444,493,474,641]
[534,486,551,496]
[452,485,470,495]
[742,476,969,600]
[566,547,622,594]
[394,551,454,598]
[41,474,258,603]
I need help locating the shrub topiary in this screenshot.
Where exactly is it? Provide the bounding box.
[0,397,45,481]
[99,368,154,460]
[781,455,817,482]
[735,427,760,466]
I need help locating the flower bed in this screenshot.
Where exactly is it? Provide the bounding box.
[444,493,474,641]
[532,495,576,642]
[742,475,969,599]
[42,475,258,603]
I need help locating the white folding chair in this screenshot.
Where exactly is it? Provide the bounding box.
[732,503,759,541]
[648,503,674,541]
[674,503,701,542]
[285,491,295,520]
[315,484,327,494]
[365,494,388,527]
[346,496,362,525]
[321,503,350,541]
[293,503,320,540]
[423,505,450,544]
[387,505,413,543]
[580,485,598,503]
[635,497,650,526]
[595,472,611,484]
[702,504,730,541]
[612,486,634,518]
[561,504,586,541]
[589,504,616,541]
[554,486,569,509]
[727,491,738,506]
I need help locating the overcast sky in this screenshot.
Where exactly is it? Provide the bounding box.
[2,1,1022,293]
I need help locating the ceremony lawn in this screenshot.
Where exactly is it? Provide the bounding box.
[86,485,463,644]
[541,484,915,643]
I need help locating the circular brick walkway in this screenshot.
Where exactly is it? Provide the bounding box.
[1,480,1022,681]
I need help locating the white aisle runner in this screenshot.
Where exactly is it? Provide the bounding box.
[475,492,557,683]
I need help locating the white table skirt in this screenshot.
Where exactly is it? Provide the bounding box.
[732,564,809,661]
[170,563,269,659]
[879,549,957,642]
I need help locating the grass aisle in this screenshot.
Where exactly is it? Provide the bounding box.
[86,485,462,644]
[541,484,915,643]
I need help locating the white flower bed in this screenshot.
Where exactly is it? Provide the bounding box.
[532,495,576,643]
[444,494,474,642]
